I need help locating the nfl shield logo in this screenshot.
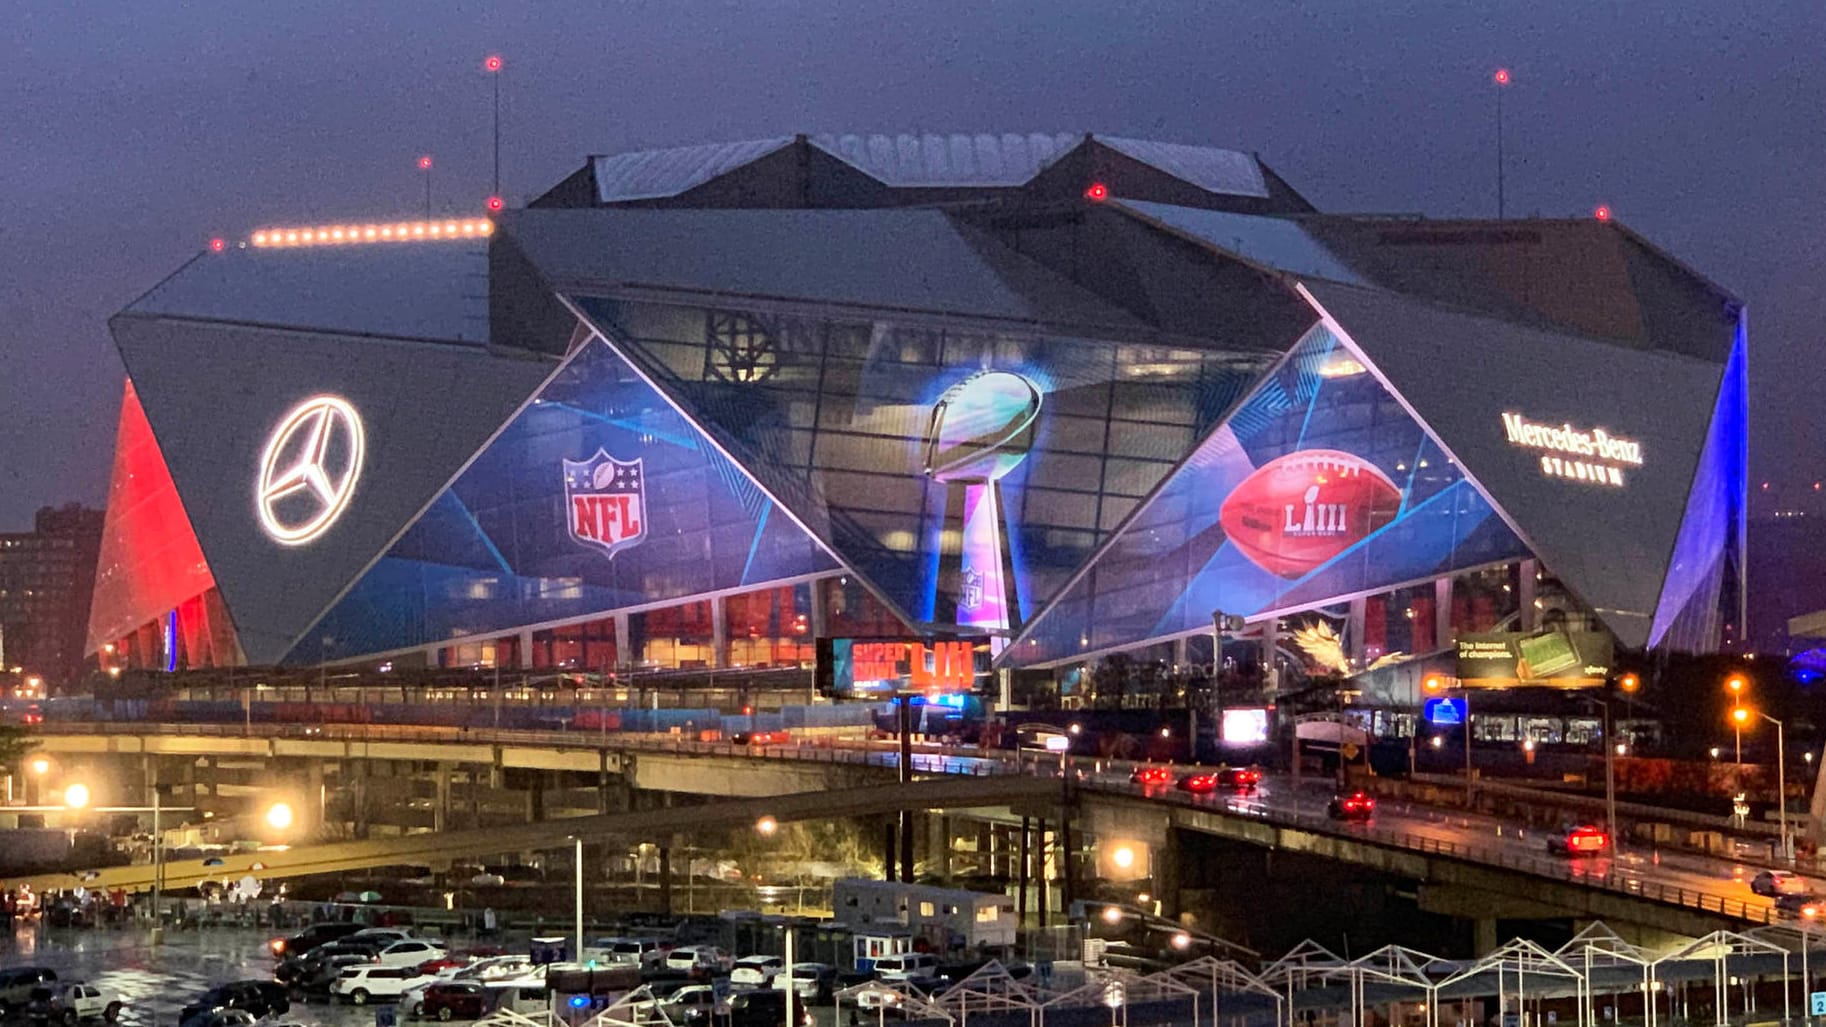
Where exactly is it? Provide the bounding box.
[958,567,984,612]
[563,450,647,558]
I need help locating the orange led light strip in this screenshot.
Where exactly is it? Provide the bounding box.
[250,218,494,248]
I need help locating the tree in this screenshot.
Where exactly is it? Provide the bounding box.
[0,723,38,769]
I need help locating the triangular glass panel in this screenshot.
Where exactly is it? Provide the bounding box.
[290,333,838,662]
[570,295,1268,632]
[87,380,226,658]
[1010,324,1529,665]
[1649,325,1748,650]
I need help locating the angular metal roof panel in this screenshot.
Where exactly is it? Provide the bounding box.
[500,207,1148,333]
[1120,201,1369,284]
[1099,136,1269,198]
[592,137,795,202]
[124,245,489,343]
[1301,279,1725,648]
[808,133,1081,187]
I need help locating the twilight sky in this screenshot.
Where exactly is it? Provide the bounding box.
[4,0,1821,528]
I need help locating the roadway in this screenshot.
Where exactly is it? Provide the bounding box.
[21,721,1800,924]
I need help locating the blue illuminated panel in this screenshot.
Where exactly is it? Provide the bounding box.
[290,336,837,661]
[573,297,1267,630]
[1012,325,1530,665]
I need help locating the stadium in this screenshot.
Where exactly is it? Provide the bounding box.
[89,132,1747,708]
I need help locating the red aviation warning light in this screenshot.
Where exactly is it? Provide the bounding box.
[1594,204,1612,222]
[1494,68,1511,86]
[484,54,503,72]
[1084,182,1109,202]
[417,155,433,171]
[487,195,505,212]
[208,237,226,252]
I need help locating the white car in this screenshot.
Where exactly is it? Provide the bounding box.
[660,985,721,1020]
[586,938,665,969]
[333,966,436,1005]
[27,982,123,1024]
[772,964,835,1001]
[728,956,784,987]
[871,953,938,983]
[349,928,416,947]
[664,947,733,974]
[376,940,446,968]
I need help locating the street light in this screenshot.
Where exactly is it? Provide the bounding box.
[1732,706,1791,861]
[1726,674,1748,763]
[63,782,90,809]
[755,815,778,837]
[1424,675,1474,797]
[264,802,295,831]
[30,757,49,776]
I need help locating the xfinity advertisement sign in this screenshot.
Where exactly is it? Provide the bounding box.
[1456,629,1614,688]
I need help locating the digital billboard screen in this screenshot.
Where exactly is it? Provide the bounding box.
[1455,629,1614,688]
[816,637,991,699]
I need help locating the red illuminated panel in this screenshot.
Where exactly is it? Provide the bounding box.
[86,380,227,658]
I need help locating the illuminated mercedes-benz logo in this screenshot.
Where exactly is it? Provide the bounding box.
[255,395,366,545]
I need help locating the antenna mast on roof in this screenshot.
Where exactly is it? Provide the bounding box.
[1493,68,1512,218]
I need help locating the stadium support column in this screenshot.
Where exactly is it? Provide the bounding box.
[1347,597,1367,664]
[434,762,453,833]
[1519,559,1539,632]
[518,628,533,669]
[614,613,631,674]
[711,595,728,668]
[1436,578,1454,654]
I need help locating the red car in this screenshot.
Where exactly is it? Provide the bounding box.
[1547,824,1608,857]
[1177,772,1219,794]
[417,956,469,975]
[1130,766,1173,787]
[422,982,491,1022]
[1216,767,1262,791]
[1328,792,1375,821]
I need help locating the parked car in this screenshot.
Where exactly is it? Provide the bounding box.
[376,940,447,968]
[771,964,836,1003]
[276,943,381,986]
[334,966,436,1006]
[177,1010,256,1027]
[1545,824,1609,857]
[665,946,734,974]
[871,954,938,984]
[348,928,416,947]
[420,983,491,1021]
[1753,870,1811,897]
[660,985,722,1021]
[729,956,785,987]
[683,990,811,1027]
[298,955,383,999]
[269,922,366,959]
[585,937,665,969]
[0,969,58,1017]
[180,982,290,1024]
[25,983,123,1024]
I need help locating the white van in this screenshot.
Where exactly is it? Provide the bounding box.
[871,953,938,983]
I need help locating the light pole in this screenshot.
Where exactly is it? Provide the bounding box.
[1425,675,1473,799]
[570,835,584,963]
[1734,706,1790,861]
[1727,674,1748,764]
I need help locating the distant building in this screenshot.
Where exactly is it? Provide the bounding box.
[0,503,105,691]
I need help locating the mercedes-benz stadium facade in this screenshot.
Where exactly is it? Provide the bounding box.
[89,132,1747,701]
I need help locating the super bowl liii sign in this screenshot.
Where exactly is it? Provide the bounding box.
[1501,412,1643,488]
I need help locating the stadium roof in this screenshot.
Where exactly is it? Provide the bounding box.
[559,131,1296,208]
[497,206,1154,336]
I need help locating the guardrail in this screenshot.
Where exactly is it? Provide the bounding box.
[30,721,1777,924]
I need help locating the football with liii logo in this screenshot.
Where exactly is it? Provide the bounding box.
[1218,448,1402,578]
